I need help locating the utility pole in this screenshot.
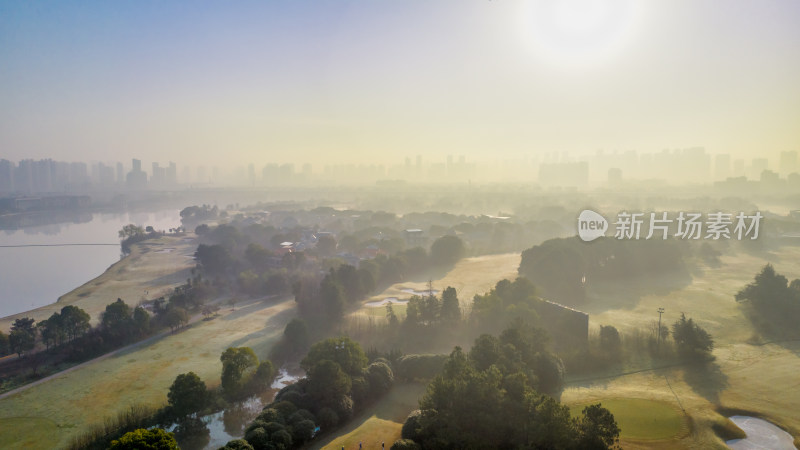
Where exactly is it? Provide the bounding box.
[657,307,665,353]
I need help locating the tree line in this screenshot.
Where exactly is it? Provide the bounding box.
[0,276,213,388]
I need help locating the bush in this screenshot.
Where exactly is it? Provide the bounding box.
[395,354,447,381]
[391,439,421,450]
[220,439,254,450]
[401,410,422,441]
[317,407,339,430]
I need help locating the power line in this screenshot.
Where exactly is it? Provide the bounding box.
[0,243,119,248]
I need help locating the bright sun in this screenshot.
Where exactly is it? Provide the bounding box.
[522,0,641,67]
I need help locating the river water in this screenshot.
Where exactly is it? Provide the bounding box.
[0,209,182,319]
[170,368,303,450]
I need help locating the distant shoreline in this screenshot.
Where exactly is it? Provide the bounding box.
[0,234,196,332]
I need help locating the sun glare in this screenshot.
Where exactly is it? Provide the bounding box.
[521,0,641,67]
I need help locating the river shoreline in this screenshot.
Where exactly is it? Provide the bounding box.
[0,234,197,332]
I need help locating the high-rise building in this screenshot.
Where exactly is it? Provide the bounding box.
[0,159,13,192]
[714,154,731,180]
[780,151,798,175]
[126,158,147,189]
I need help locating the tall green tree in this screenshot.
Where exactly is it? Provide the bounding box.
[60,305,91,341]
[9,329,36,357]
[10,317,36,357]
[440,286,461,322]
[38,313,65,349]
[672,313,714,360]
[168,372,208,417]
[102,298,133,340]
[430,235,465,267]
[319,275,345,321]
[0,330,9,356]
[221,347,259,396]
[283,318,310,354]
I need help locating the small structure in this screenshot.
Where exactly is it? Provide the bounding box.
[275,241,295,256]
[404,228,426,246]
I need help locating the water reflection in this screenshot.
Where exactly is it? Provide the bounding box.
[173,367,303,450]
[0,209,182,318]
[173,417,211,450]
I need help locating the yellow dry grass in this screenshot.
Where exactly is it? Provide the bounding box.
[563,246,800,448]
[355,253,521,319]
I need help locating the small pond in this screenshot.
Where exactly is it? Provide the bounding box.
[726,415,796,450]
[364,297,409,307]
[169,367,302,449]
[400,288,439,296]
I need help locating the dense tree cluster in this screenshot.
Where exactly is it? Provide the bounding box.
[471,277,541,332]
[293,264,376,325]
[221,346,275,399]
[119,223,166,254]
[228,337,394,449]
[398,323,618,449]
[736,264,800,335]
[179,204,219,227]
[519,237,687,305]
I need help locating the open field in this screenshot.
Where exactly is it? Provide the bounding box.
[0,417,61,449]
[356,252,521,319]
[562,246,800,448]
[569,398,686,441]
[312,383,427,450]
[0,234,197,331]
[0,296,296,449]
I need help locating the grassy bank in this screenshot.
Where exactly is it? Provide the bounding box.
[312,383,427,450]
[0,235,197,331]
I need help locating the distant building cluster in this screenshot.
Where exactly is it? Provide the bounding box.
[0,148,798,194]
[0,158,178,195]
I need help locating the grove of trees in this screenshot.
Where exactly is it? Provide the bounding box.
[736,264,800,336]
[398,322,618,449]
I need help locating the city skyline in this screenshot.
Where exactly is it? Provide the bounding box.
[2,148,798,193]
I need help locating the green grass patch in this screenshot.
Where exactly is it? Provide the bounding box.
[0,417,61,449]
[569,398,684,441]
[313,382,427,450]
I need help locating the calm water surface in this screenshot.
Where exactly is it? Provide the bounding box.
[0,210,182,318]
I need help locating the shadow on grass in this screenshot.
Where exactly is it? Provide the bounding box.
[581,270,693,314]
[228,306,297,350]
[308,382,427,450]
[405,264,455,284]
[681,361,729,405]
[222,295,290,322]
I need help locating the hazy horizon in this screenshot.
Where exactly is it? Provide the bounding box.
[2,1,799,170]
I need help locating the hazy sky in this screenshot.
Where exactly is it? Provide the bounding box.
[2,1,799,168]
